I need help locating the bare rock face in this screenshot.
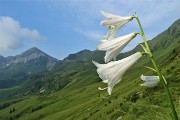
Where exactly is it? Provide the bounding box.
[47,58,58,70]
[9,53,45,64]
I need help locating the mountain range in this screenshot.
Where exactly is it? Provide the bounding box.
[0,19,179,120]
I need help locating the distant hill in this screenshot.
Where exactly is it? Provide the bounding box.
[0,47,60,89]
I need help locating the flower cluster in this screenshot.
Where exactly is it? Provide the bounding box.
[93,11,159,95]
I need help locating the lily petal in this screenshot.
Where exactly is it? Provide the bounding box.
[104,25,122,40]
[100,11,120,19]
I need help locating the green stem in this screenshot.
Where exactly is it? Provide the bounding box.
[135,15,178,120]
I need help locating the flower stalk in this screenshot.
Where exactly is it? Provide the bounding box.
[135,15,178,120]
[96,11,178,119]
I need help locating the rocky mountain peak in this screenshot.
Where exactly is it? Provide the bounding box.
[20,47,45,57]
[0,47,59,70]
[0,47,61,88]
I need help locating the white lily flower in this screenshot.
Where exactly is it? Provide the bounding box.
[97,32,137,63]
[140,74,159,87]
[100,11,133,26]
[93,52,142,95]
[100,11,133,40]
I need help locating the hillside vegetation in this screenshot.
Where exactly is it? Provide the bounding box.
[0,19,179,120]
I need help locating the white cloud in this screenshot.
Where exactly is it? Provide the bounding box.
[74,28,103,41]
[0,16,44,54]
[40,0,179,54]
[59,0,179,41]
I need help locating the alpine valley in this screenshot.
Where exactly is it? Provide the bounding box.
[0,19,179,120]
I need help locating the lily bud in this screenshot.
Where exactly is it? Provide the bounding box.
[140,75,159,87]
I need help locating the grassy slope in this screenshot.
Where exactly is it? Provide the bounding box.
[0,19,180,120]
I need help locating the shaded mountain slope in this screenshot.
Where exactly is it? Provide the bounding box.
[0,47,60,89]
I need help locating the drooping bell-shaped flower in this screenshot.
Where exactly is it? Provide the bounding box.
[140,75,159,87]
[93,52,142,95]
[97,32,138,63]
[100,11,133,40]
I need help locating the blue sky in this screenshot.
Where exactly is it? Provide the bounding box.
[0,0,179,59]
